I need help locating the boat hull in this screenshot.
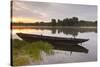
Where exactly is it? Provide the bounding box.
[16,33,89,44]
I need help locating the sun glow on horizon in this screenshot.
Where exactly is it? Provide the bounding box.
[11,17,43,23]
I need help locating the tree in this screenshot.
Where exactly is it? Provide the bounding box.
[72,17,79,26]
[40,21,45,26]
[57,19,62,26]
[94,20,97,26]
[67,18,73,26]
[62,19,65,26]
[51,19,56,26]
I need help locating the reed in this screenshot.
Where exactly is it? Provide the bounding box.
[12,39,54,66]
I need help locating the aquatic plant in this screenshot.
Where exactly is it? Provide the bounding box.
[12,39,54,66]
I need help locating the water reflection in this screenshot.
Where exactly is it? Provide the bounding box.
[12,27,97,38]
[12,26,97,64]
[53,43,88,54]
[40,27,97,38]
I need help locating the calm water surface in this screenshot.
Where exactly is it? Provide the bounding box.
[12,27,97,64]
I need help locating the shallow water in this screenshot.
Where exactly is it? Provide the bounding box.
[12,27,97,64]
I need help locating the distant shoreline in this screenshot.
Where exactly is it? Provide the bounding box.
[12,26,97,29]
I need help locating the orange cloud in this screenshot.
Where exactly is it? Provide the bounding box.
[11,17,42,23]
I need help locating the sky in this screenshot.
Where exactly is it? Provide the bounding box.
[12,1,97,23]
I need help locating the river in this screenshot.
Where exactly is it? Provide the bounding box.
[12,26,97,65]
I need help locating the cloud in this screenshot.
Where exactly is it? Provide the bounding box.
[12,1,97,23]
[12,1,49,21]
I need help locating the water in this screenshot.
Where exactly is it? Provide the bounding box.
[12,26,97,64]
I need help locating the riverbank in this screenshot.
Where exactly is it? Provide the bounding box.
[12,39,54,66]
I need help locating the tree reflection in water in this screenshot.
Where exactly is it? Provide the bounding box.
[40,27,97,38]
[18,27,96,38]
[13,26,97,38]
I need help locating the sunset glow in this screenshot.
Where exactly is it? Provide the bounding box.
[12,17,42,23]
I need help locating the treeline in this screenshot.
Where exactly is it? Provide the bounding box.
[12,17,97,26]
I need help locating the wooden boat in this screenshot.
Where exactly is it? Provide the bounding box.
[16,33,89,44]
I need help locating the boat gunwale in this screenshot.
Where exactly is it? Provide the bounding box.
[16,33,89,43]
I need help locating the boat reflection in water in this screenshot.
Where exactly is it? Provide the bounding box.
[16,33,89,55]
[16,33,88,55]
[53,43,88,56]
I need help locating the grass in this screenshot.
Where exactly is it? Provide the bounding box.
[12,39,54,66]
